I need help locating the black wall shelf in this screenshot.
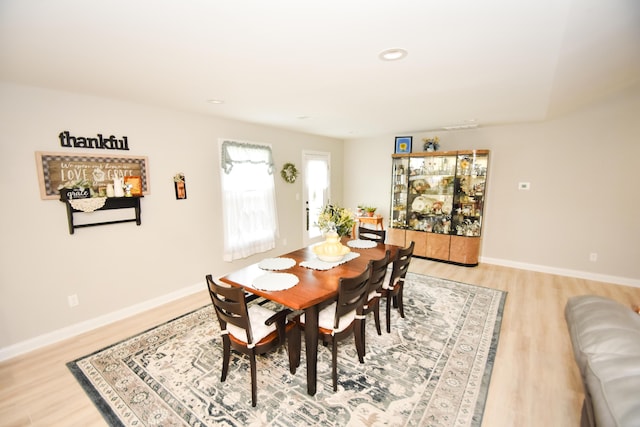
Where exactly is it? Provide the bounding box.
[62,197,142,234]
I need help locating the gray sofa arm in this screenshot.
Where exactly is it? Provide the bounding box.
[565,295,640,427]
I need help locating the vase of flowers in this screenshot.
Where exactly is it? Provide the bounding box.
[314,204,353,262]
[423,136,440,152]
[316,204,355,237]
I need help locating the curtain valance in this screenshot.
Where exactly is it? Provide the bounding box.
[221,140,274,174]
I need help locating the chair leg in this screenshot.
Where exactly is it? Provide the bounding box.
[386,294,393,333]
[355,319,365,363]
[221,338,230,381]
[331,337,338,392]
[250,352,257,407]
[360,318,367,357]
[373,303,382,335]
[397,286,405,319]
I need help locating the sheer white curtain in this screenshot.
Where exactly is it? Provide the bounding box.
[220,140,278,261]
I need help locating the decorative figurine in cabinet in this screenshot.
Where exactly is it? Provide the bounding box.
[389,150,489,266]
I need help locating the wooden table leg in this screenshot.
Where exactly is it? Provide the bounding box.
[304,304,319,395]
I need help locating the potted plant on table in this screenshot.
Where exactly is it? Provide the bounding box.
[364,206,377,217]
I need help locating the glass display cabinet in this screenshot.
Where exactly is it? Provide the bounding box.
[388,150,489,266]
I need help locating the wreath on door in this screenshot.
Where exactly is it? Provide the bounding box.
[280,162,299,183]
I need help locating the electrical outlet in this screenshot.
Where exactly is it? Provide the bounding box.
[589,253,598,262]
[518,182,531,190]
[68,294,79,307]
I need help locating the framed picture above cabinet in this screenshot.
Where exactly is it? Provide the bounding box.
[388,150,489,266]
[394,136,412,154]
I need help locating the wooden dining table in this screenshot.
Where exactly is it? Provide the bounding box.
[220,237,400,396]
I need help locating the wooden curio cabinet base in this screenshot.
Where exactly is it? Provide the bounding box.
[448,236,480,266]
[388,229,480,266]
[426,233,451,260]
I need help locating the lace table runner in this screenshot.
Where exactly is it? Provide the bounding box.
[300,252,360,271]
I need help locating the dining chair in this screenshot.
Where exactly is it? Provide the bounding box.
[357,226,386,243]
[381,240,415,333]
[205,274,298,407]
[295,267,371,391]
[361,250,391,350]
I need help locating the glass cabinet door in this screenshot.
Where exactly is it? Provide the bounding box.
[390,155,409,229]
[452,151,488,237]
[407,153,456,234]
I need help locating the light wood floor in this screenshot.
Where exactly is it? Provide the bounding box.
[1,259,639,427]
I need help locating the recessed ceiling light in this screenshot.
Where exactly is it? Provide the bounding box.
[297,115,310,120]
[379,48,408,61]
[207,99,224,104]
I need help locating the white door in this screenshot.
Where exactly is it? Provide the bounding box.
[302,151,330,246]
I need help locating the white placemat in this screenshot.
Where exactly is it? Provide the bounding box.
[251,273,299,291]
[347,239,378,249]
[300,252,361,271]
[258,257,296,271]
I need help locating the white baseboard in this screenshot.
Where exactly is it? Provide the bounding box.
[480,256,640,288]
[0,281,205,362]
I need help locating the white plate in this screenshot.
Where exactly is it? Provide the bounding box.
[411,196,427,211]
[412,196,439,212]
[252,273,299,291]
[347,239,377,249]
[258,257,296,270]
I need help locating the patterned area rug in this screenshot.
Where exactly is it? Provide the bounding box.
[68,273,506,426]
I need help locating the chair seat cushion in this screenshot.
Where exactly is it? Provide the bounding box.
[301,303,356,333]
[227,305,277,345]
[382,276,398,291]
[367,290,381,300]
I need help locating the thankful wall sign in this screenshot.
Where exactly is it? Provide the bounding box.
[58,130,130,150]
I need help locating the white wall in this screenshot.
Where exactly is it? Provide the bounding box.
[2,81,638,359]
[344,83,640,285]
[0,83,343,356]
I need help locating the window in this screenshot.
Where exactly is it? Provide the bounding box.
[219,140,278,261]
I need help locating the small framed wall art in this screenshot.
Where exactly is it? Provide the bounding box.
[174,173,187,200]
[394,136,412,154]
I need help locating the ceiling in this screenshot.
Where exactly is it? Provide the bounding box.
[1,0,639,140]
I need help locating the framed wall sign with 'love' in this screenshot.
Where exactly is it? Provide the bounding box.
[35,151,150,200]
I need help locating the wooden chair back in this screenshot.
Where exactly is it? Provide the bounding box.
[334,267,371,327]
[206,275,254,344]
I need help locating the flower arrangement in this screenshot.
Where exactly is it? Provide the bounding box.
[316,204,355,237]
[57,179,92,190]
[423,136,440,152]
[173,173,185,183]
